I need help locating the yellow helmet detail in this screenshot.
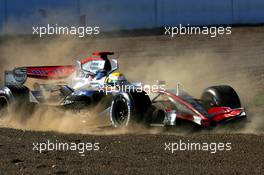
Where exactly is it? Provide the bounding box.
[105,72,127,84]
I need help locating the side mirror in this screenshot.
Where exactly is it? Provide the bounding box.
[75,61,82,70]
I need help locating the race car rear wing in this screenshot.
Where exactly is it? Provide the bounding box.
[4,60,119,86]
[4,51,119,86]
[4,65,75,86]
[4,68,27,86]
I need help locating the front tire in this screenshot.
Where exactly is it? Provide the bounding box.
[110,92,151,127]
[201,85,241,110]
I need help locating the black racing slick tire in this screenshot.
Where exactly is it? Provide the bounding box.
[0,85,30,118]
[201,85,241,110]
[110,92,151,127]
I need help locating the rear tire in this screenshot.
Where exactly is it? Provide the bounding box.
[0,85,31,118]
[0,95,9,118]
[201,85,241,110]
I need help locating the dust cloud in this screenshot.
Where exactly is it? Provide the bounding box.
[0,27,263,134]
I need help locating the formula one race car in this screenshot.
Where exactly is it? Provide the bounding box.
[0,51,246,129]
[0,52,150,125]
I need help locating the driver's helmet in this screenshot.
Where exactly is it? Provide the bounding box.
[105,72,127,84]
[95,70,107,80]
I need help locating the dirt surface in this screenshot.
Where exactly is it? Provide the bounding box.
[0,128,263,175]
[0,26,264,174]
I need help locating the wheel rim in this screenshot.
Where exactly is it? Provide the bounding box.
[113,96,129,126]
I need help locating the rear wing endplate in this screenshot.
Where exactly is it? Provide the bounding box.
[4,69,27,86]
